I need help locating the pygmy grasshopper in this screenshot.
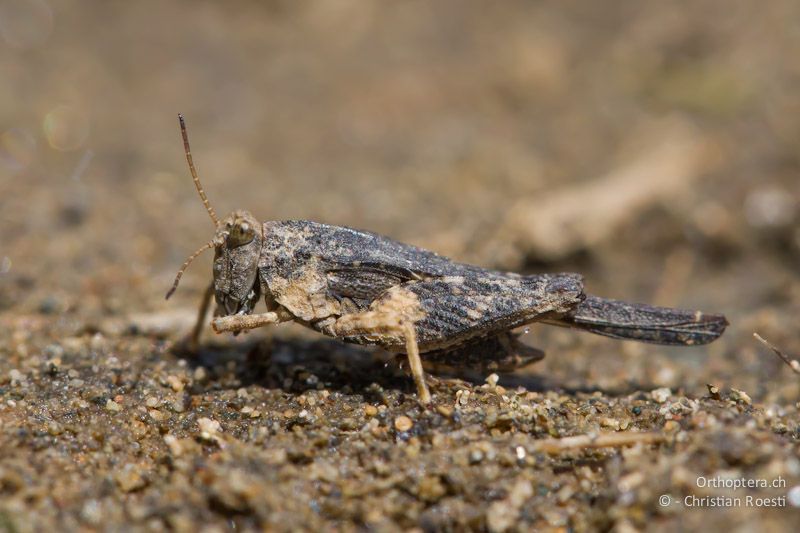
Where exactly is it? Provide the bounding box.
[166,116,727,403]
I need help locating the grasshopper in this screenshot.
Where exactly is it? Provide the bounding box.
[166,115,727,403]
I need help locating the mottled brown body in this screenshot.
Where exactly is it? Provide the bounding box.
[167,115,728,403]
[256,220,585,353]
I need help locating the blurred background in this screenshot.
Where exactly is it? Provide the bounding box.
[1,0,799,397]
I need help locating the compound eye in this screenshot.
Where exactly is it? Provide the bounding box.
[228,221,255,247]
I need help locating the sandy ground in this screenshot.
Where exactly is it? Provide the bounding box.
[1,1,799,531]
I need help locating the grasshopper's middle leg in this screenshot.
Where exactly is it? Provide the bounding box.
[334,310,431,404]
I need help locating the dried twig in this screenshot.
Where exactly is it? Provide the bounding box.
[530,432,665,454]
[753,333,800,375]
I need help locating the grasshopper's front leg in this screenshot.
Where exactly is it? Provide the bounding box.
[212,312,287,333]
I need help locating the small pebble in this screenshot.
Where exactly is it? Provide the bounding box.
[163,434,184,456]
[106,399,122,412]
[394,416,413,432]
[339,417,358,430]
[171,398,186,413]
[364,405,378,417]
[600,417,621,430]
[417,475,446,502]
[115,464,147,492]
[651,387,671,403]
[90,333,107,353]
[193,366,208,382]
[706,383,721,400]
[456,390,471,406]
[166,375,184,392]
[80,500,103,525]
[198,417,222,444]
[556,485,574,503]
[730,388,752,405]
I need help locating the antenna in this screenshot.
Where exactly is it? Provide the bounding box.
[165,240,215,300]
[179,114,219,226]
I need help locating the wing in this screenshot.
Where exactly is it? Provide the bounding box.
[262,220,486,280]
[546,295,728,345]
[260,221,585,340]
[262,220,489,312]
[325,263,423,307]
[407,273,585,351]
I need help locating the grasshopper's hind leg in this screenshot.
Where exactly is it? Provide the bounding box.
[400,321,429,404]
[423,331,545,374]
[334,306,431,404]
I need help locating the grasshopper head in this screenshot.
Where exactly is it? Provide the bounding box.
[165,115,263,316]
[211,210,262,315]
